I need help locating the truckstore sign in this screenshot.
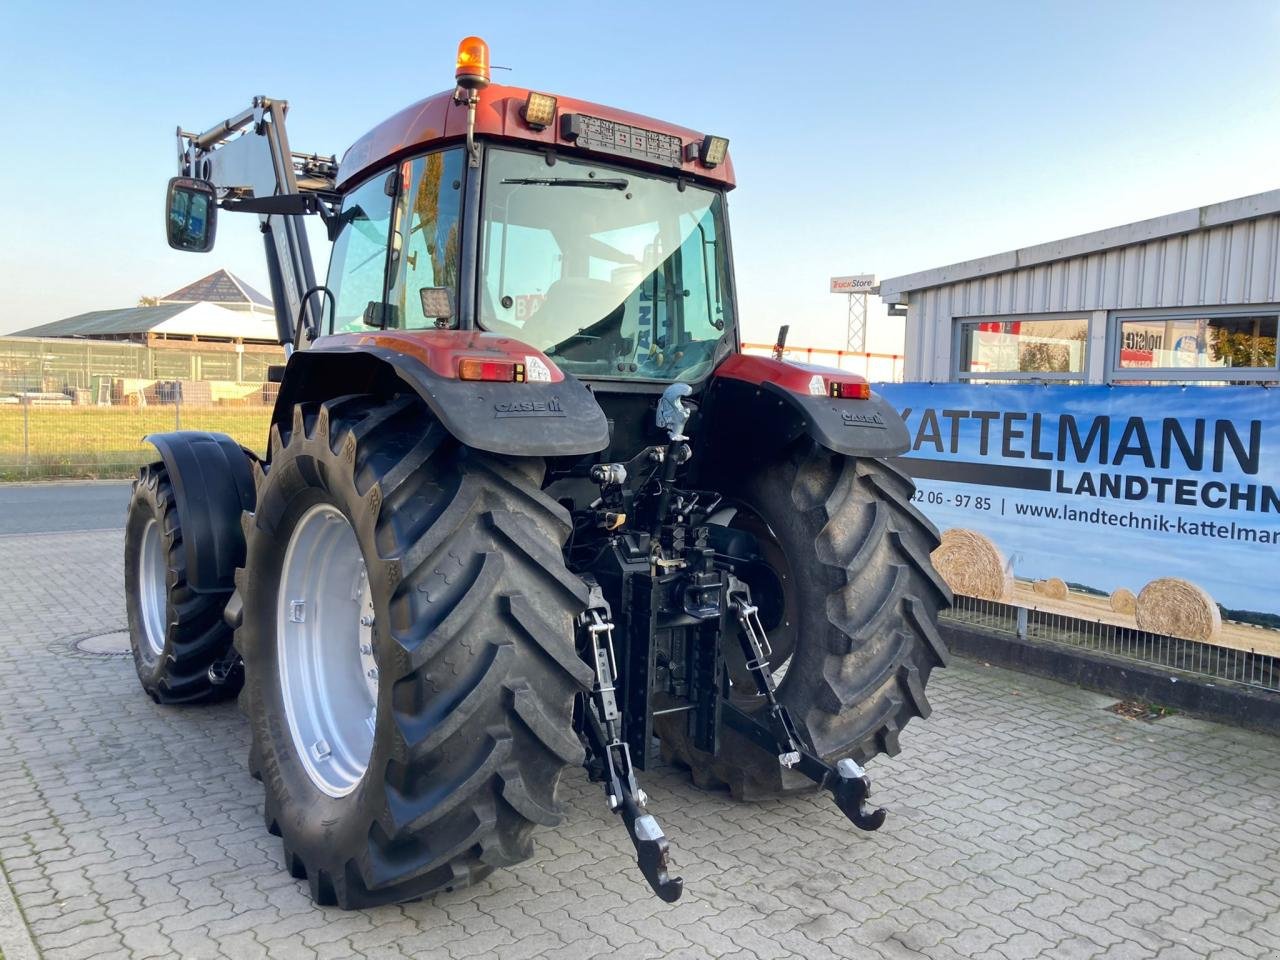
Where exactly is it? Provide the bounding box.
[875,383,1280,640]
[830,274,877,294]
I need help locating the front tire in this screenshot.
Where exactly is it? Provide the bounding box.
[124,463,239,704]
[234,395,592,908]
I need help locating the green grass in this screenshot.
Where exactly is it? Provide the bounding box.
[0,405,272,480]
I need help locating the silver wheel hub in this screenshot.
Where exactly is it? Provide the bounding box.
[277,503,378,798]
[138,517,167,657]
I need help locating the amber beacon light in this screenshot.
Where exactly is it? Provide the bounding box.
[455,36,490,89]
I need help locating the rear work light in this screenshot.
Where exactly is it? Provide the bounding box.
[829,381,871,400]
[458,357,526,382]
[522,91,558,130]
[685,134,729,168]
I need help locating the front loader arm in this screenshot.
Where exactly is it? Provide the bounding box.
[177,97,337,349]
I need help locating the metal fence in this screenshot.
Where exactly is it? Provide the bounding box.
[740,342,905,382]
[0,336,282,393]
[944,594,1280,693]
[0,337,281,480]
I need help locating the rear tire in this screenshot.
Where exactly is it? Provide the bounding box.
[658,440,952,798]
[124,463,240,704]
[234,395,592,908]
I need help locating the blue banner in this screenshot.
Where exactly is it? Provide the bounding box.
[875,383,1280,637]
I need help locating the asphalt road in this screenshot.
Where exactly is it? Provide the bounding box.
[0,480,131,535]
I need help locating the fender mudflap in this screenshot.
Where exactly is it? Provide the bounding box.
[274,343,611,459]
[144,431,256,594]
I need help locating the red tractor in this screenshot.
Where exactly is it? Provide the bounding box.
[129,37,950,908]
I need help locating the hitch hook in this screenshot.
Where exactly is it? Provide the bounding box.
[620,795,684,903]
[830,758,887,832]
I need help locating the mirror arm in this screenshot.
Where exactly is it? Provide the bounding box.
[220,191,339,218]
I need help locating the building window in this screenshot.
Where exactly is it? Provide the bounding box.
[956,317,1088,379]
[1115,314,1278,374]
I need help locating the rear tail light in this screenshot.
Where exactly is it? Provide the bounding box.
[458,357,525,382]
[829,381,871,400]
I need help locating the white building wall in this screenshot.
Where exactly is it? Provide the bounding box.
[888,192,1280,382]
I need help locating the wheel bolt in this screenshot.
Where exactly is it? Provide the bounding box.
[360,643,372,655]
[360,614,374,627]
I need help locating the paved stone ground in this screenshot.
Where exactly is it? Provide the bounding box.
[2,528,1279,960]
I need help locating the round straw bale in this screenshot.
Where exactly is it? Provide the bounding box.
[1109,587,1137,616]
[930,528,1010,601]
[1032,577,1068,600]
[1135,578,1221,643]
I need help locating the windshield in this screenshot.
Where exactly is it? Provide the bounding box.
[479,148,734,382]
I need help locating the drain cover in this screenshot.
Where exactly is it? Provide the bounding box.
[1107,700,1175,722]
[77,631,131,655]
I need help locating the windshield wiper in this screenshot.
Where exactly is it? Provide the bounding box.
[502,177,629,190]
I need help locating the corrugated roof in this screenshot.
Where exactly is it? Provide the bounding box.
[12,304,191,338]
[879,187,1280,302]
[159,269,272,308]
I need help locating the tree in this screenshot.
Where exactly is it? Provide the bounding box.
[137,295,159,307]
[1209,323,1276,369]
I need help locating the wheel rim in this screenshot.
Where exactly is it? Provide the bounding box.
[138,517,168,657]
[277,503,377,798]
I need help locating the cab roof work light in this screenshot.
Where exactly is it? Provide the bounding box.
[455,36,490,90]
[686,134,729,168]
[522,92,558,130]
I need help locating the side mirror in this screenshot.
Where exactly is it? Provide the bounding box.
[362,301,399,329]
[166,177,217,252]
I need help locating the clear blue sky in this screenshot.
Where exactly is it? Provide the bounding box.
[2,1,1278,352]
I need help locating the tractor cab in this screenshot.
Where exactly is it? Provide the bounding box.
[320,40,738,389]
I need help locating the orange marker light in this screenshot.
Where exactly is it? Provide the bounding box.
[458,357,524,382]
[455,36,490,89]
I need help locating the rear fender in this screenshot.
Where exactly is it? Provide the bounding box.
[144,431,257,594]
[274,332,610,458]
[697,354,909,468]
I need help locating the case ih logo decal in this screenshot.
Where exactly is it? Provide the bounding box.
[494,397,565,418]
[842,410,887,429]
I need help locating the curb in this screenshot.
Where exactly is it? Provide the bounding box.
[0,855,40,960]
[941,620,1280,737]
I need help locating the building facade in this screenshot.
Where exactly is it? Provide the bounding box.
[880,190,1280,386]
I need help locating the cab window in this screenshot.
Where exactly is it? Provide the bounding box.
[327,148,464,334]
[327,172,394,333]
[479,148,734,382]
[387,149,465,328]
